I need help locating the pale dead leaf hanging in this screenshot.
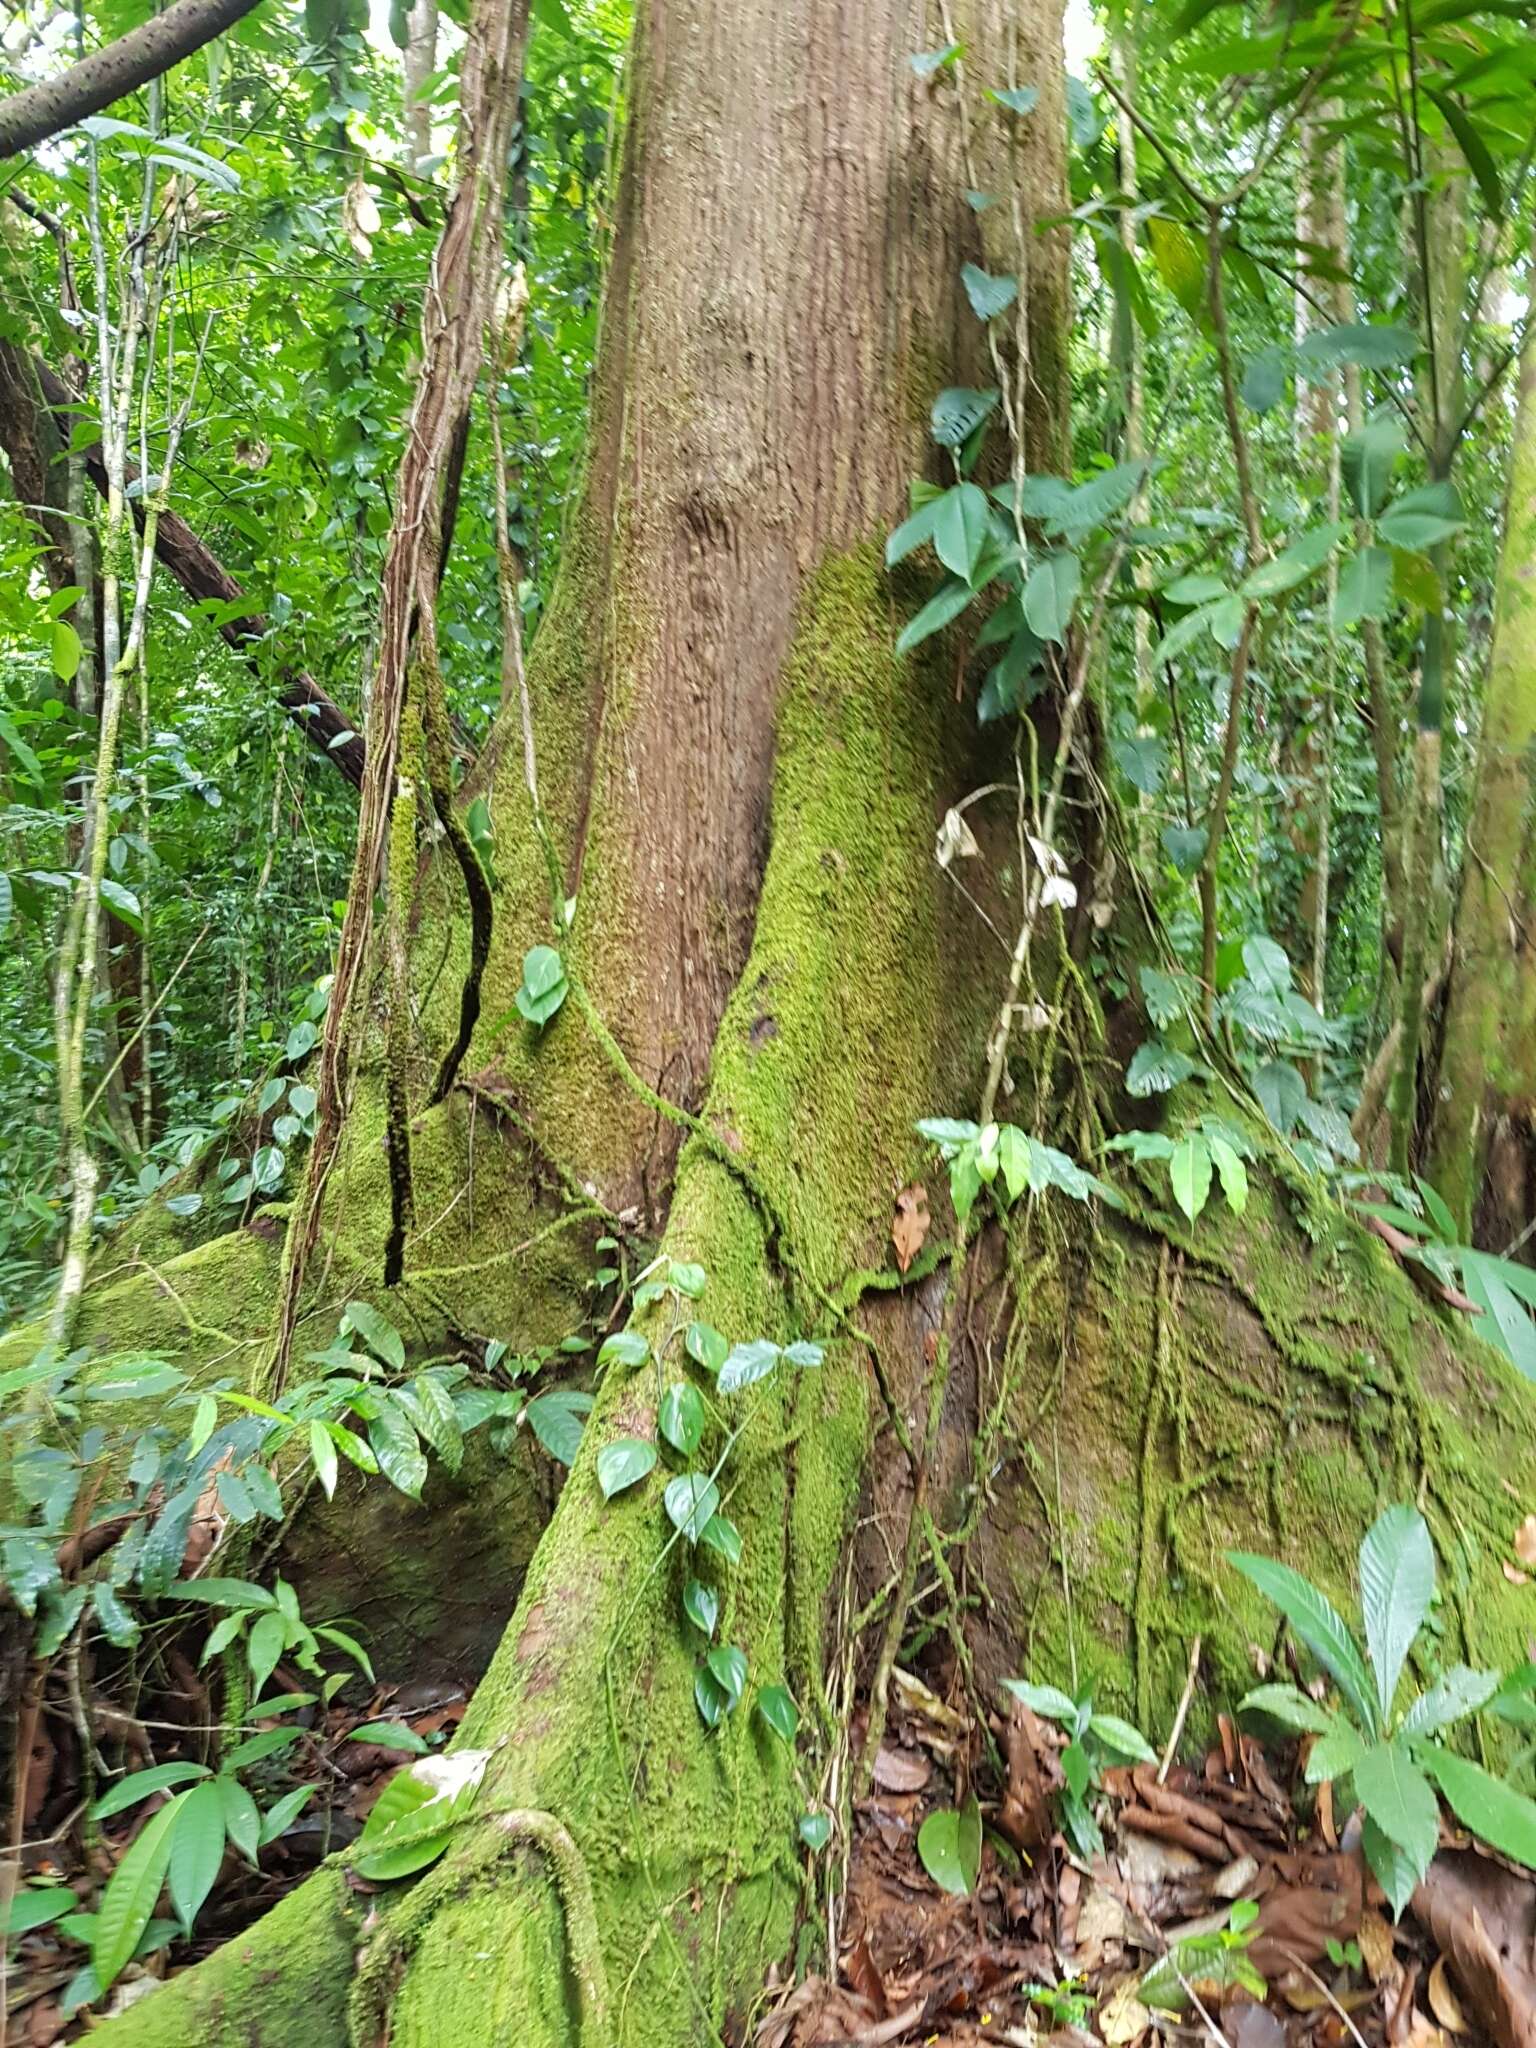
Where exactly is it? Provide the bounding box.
[891,1183,930,1274]
[1514,1515,1536,1568]
[1428,1955,1469,2035]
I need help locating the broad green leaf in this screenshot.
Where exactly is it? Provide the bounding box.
[1226,1551,1379,1734]
[1002,1677,1077,1722]
[1378,483,1465,552]
[343,1301,405,1371]
[1458,1254,1536,1380]
[1090,1713,1158,1762]
[1163,573,1228,606]
[1125,1041,1197,1097]
[1241,522,1346,599]
[917,1797,982,1895]
[1341,414,1405,517]
[1022,550,1080,643]
[757,1683,799,1742]
[258,1785,316,1847]
[1252,1058,1307,1136]
[707,1643,748,1707]
[524,1389,593,1465]
[598,1331,649,1369]
[597,1437,656,1499]
[961,263,1017,322]
[1350,1741,1439,1874]
[1206,1134,1248,1216]
[1147,216,1206,321]
[991,85,1039,115]
[931,386,999,448]
[1162,824,1208,875]
[799,1812,832,1851]
[2,1886,75,1936]
[658,1382,706,1456]
[369,1401,427,1500]
[1297,322,1417,374]
[895,577,972,655]
[1237,1683,1337,1735]
[168,1780,226,1934]
[1362,1813,1420,1919]
[699,1514,742,1565]
[885,498,942,567]
[1305,1721,1365,1786]
[1240,346,1287,414]
[168,1578,275,1611]
[719,1339,781,1395]
[910,42,961,78]
[1335,547,1393,627]
[1358,1506,1435,1722]
[309,1419,338,1499]
[664,1473,721,1543]
[1420,1745,1536,1868]
[932,482,993,582]
[246,1609,288,1698]
[683,1578,718,1638]
[1169,1133,1212,1223]
[1426,86,1502,217]
[92,1792,185,1992]
[685,1322,729,1374]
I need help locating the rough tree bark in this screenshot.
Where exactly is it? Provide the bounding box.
[1427,318,1536,1241]
[50,0,1536,2042]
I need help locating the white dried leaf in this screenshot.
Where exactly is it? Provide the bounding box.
[1041,874,1077,909]
[1012,1002,1058,1031]
[412,1747,493,1802]
[1027,833,1066,875]
[935,806,980,869]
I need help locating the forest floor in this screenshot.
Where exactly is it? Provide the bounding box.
[8,1651,1536,2048]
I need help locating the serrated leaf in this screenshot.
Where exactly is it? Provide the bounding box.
[597,1437,657,1499]
[1226,1551,1379,1734]
[1354,1741,1439,1879]
[931,386,999,448]
[1359,1506,1435,1722]
[1306,1721,1366,1786]
[1402,1666,1501,1737]
[1420,1745,1536,1866]
[1089,1713,1158,1762]
[1125,1040,1197,1098]
[719,1339,781,1396]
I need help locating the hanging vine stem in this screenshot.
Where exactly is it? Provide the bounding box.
[264,0,531,1389]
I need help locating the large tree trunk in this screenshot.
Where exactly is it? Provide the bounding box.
[71,1,1536,2042]
[1427,321,1536,1242]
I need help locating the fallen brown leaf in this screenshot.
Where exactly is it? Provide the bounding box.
[1096,1976,1151,2046]
[1427,1955,1468,2035]
[872,1746,931,1794]
[1516,1516,1536,1569]
[1411,1850,1536,2048]
[1503,1562,1531,1587]
[892,1184,931,1276]
[1358,1908,1396,1984]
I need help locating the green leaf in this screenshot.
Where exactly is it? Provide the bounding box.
[783,1340,823,1368]
[798,1812,832,1851]
[1164,573,1229,606]
[1362,1813,1420,1919]
[51,619,82,681]
[1147,216,1206,321]
[931,386,999,448]
[682,1578,718,1638]
[910,41,961,77]
[1022,550,1081,644]
[699,1514,742,1565]
[1426,86,1503,218]
[343,1301,405,1371]
[1378,483,1465,552]
[1359,1506,1435,1723]
[707,1643,748,1707]
[598,1331,649,1369]
[168,1577,276,1611]
[1125,1041,1198,1098]
[525,1389,593,1466]
[168,1780,226,1935]
[961,264,1017,322]
[1226,1551,1379,1734]
[685,1322,729,1375]
[665,1473,721,1543]
[1420,1746,1536,1867]
[1341,414,1405,517]
[91,1762,212,1820]
[917,1797,982,1895]
[217,1776,261,1863]
[2,1886,76,1936]
[1162,823,1208,876]
[347,1720,430,1753]
[1240,346,1288,414]
[1353,1741,1439,1878]
[1169,1133,1212,1223]
[658,1383,705,1457]
[886,497,944,567]
[309,1419,338,1499]
[1306,1721,1366,1786]
[695,1666,729,1728]
[1335,546,1394,628]
[92,1792,185,1992]
[757,1683,799,1742]
[1402,1666,1501,1737]
[1241,522,1347,600]
[719,1339,781,1395]
[516,945,569,1027]
[369,1401,428,1500]
[258,1785,316,1847]
[1002,1677,1077,1722]
[895,577,973,655]
[597,1437,657,1499]
[1089,1713,1158,1762]
[92,1581,140,1648]
[1297,322,1417,374]
[932,482,993,582]
[990,85,1039,115]
[1458,1253,1536,1380]
[246,1609,287,1698]
[1237,1683,1338,1735]
[1207,1134,1248,1215]
[408,1375,464,1472]
[1253,1058,1307,1136]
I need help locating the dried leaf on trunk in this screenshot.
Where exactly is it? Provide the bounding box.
[873,1745,931,1794]
[891,1185,931,1275]
[996,1696,1063,1854]
[1410,1850,1536,2048]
